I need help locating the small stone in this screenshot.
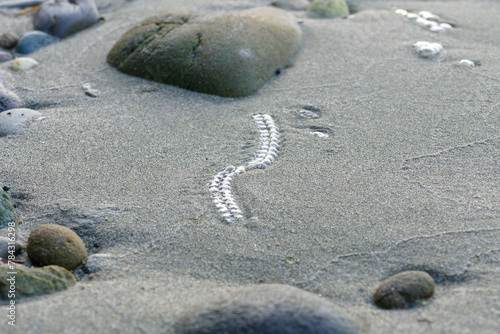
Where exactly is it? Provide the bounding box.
[107,7,302,97]
[413,41,443,58]
[82,83,99,97]
[174,284,359,334]
[10,57,39,71]
[271,0,310,11]
[458,59,475,68]
[0,108,42,136]
[308,0,350,18]
[33,0,100,38]
[373,271,435,309]
[0,88,23,112]
[0,32,19,49]
[0,236,23,259]
[16,31,56,54]
[0,183,16,229]
[27,224,88,270]
[0,51,13,63]
[311,131,329,138]
[0,264,76,299]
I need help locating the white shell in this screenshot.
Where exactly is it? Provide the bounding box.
[394,9,407,16]
[413,41,444,58]
[458,59,475,67]
[10,57,39,71]
[311,131,329,138]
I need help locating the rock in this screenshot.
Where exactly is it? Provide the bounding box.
[33,0,100,38]
[0,108,42,136]
[0,184,16,229]
[0,264,76,300]
[10,57,39,71]
[107,7,302,98]
[16,31,56,54]
[413,41,443,58]
[174,284,359,334]
[0,51,13,63]
[308,0,350,18]
[0,88,23,112]
[271,0,310,11]
[0,32,19,49]
[27,224,88,270]
[0,236,23,259]
[373,271,435,309]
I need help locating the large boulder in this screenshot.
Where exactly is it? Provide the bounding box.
[107,7,302,97]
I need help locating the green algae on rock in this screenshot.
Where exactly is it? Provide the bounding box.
[0,184,15,229]
[271,0,310,11]
[27,224,88,270]
[107,7,302,98]
[308,0,350,18]
[373,271,435,309]
[0,264,76,300]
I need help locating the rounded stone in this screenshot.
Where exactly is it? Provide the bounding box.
[27,224,88,270]
[0,264,76,299]
[0,108,42,136]
[308,0,350,18]
[16,31,56,54]
[0,32,19,49]
[0,88,23,112]
[271,0,310,11]
[107,7,302,98]
[373,271,435,309]
[0,51,13,63]
[174,284,359,334]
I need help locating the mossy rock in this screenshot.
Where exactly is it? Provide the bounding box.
[308,0,350,18]
[0,264,76,300]
[107,7,302,97]
[27,224,88,270]
[271,0,310,11]
[0,183,15,229]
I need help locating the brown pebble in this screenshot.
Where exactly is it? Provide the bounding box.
[373,270,435,309]
[0,32,19,49]
[27,224,88,270]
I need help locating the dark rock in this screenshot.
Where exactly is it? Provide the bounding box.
[16,31,56,54]
[373,271,435,309]
[174,284,359,334]
[0,32,19,49]
[107,7,302,97]
[27,224,88,270]
[0,184,16,229]
[0,89,23,112]
[33,0,100,38]
[0,264,76,299]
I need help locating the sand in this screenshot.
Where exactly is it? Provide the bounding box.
[0,0,499,333]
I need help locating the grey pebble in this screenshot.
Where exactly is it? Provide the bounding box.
[0,108,42,136]
[0,88,23,112]
[0,51,13,63]
[16,31,56,54]
[174,284,359,334]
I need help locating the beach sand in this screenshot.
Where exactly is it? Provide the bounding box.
[0,0,499,333]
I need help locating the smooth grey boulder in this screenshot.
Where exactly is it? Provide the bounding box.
[107,7,302,97]
[0,108,42,136]
[174,284,359,334]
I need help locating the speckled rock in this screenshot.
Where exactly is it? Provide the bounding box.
[373,271,435,309]
[0,236,23,259]
[0,32,19,49]
[0,88,22,112]
[308,0,350,18]
[0,184,15,229]
[0,264,76,299]
[27,224,87,270]
[16,31,56,54]
[174,284,359,334]
[0,51,13,63]
[0,108,42,136]
[271,0,310,11]
[107,7,302,97]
